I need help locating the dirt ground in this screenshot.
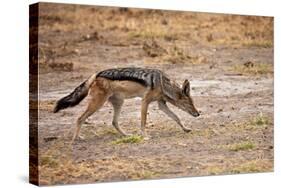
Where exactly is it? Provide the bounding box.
[34,3,273,185]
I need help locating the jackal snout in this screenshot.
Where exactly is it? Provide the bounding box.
[191,110,200,117]
[181,99,200,117]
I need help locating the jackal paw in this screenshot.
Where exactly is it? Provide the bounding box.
[140,132,151,140]
[121,132,132,137]
[78,135,86,140]
[72,135,86,143]
[183,128,192,133]
[143,136,151,141]
[69,135,85,145]
[84,120,91,125]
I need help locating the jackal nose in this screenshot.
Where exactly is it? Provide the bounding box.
[193,111,200,117]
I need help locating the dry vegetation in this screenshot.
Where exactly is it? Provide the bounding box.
[37,111,273,185]
[37,3,273,69]
[226,141,255,151]
[206,159,273,175]
[34,2,274,185]
[231,61,273,75]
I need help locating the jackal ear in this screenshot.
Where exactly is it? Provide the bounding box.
[182,79,190,96]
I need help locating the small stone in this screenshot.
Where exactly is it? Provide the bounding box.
[217,109,223,113]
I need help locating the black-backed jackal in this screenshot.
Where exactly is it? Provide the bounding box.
[54,67,200,142]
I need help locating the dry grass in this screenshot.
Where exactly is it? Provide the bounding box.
[98,128,119,136]
[231,63,273,75]
[214,114,272,152]
[230,160,273,173]
[142,39,167,57]
[143,42,208,65]
[39,100,56,111]
[242,40,273,48]
[38,141,94,185]
[207,166,223,175]
[37,112,273,185]
[128,30,178,41]
[206,159,273,175]
[37,4,273,70]
[223,113,272,132]
[39,140,161,185]
[165,45,207,64]
[189,128,217,138]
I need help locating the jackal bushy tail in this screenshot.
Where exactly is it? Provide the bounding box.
[53,74,96,113]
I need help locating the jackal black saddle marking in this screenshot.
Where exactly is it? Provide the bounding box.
[96,67,163,88]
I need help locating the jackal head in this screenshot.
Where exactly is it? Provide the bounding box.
[175,79,200,117]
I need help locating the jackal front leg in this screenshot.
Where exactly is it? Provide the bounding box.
[158,100,192,133]
[141,99,151,140]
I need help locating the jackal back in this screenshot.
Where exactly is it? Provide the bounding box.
[96,67,162,89]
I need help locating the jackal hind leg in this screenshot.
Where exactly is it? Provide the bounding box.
[141,96,153,140]
[158,100,192,133]
[109,96,129,136]
[71,90,108,144]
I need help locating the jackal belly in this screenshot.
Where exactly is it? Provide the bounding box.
[110,80,148,99]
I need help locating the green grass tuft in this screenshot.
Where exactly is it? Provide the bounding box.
[111,135,144,145]
[251,113,269,126]
[227,141,255,151]
[231,160,269,174]
[40,155,59,168]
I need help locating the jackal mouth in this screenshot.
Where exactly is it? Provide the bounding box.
[191,111,200,117]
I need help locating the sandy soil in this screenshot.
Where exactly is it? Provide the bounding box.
[34,3,273,185]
